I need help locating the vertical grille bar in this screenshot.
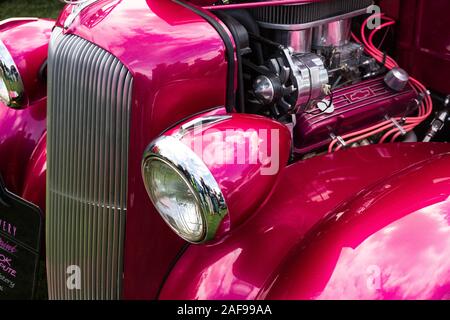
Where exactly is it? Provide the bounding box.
[46,29,132,300]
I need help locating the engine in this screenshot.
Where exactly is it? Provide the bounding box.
[249,0,375,114]
[216,0,426,156]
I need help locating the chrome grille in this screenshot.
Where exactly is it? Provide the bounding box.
[46,29,133,300]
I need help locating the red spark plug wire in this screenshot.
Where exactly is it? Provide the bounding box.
[328,13,432,153]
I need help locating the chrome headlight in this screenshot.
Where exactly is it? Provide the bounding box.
[142,136,228,243]
[0,39,25,108]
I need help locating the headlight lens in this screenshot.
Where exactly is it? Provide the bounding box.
[142,135,228,244]
[143,158,205,242]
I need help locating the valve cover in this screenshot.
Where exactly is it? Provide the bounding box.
[295,76,418,153]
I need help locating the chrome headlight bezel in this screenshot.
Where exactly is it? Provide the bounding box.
[142,135,228,244]
[0,39,26,109]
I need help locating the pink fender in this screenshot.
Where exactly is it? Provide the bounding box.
[0,18,53,208]
[159,143,450,300]
[22,132,47,213]
[260,153,450,300]
[163,112,292,237]
[0,18,54,103]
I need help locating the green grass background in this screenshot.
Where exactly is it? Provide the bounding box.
[0,0,65,20]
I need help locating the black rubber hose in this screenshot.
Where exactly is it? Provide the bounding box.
[225,9,265,65]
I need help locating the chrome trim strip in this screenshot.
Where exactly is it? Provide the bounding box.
[62,0,98,29]
[142,135,228,244]
[0,39,26,108]
[0,17,39,27]
[175,115,232,138]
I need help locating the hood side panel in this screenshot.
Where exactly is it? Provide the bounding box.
[64,0,230,299]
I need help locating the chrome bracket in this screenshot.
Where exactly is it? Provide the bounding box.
[385,115,407,136]
[330,133,347,148]
[63,0,98,29]
[174,115,232,139]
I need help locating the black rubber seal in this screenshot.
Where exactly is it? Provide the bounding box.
[38,59,47,83]
[214,11,246,113]
[173,0,236,113]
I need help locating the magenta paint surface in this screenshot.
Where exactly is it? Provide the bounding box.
[0,19,52,204]
[1,0,449,301]
[261,153,450,300]
[21,132,47,213]
[159,143,450,300]
[0,18,53,103]
[66,0,232,299]
[59,0,450,300]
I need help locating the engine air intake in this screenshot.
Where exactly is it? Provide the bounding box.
[251,0,373,28]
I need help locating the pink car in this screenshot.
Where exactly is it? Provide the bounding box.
[0,0,450,300]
